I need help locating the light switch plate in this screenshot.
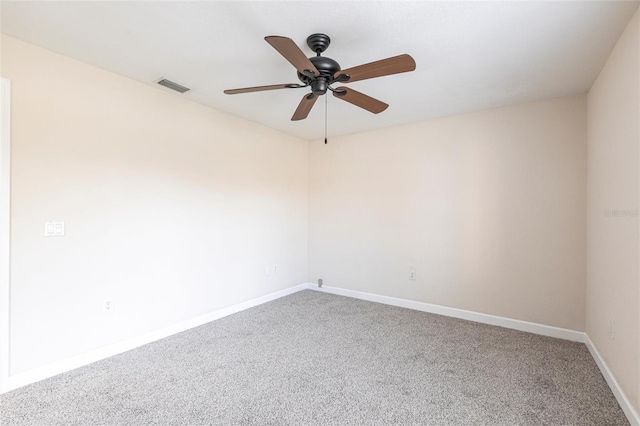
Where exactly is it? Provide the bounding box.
[44,221,65,237]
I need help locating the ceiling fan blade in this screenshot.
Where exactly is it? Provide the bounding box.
[224,83,304,95]
[291,93,318,121]
[265,36,320,77]
[332,87,388,114]
[335,54,416,83]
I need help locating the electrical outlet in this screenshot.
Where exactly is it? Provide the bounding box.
[273,264,278,273]
[409,270,416,280]
[104,298,113,313]
[318,278,323,288]
[610,319,616,339]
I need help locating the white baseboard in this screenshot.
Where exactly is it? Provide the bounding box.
[6,282,637,426]
[585,335,640,426]
[1,283,309,394]
[307,284,585,342]
[308,284,640,425]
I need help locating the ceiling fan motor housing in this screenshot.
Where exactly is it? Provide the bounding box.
[298,56,341,95]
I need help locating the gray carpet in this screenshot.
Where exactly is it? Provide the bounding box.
[0,290,629,425]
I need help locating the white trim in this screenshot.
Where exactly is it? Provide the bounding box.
[0,78,11,394]
[315,284,640,422]
[7,279,636,426]
[2,283,309,393]
[585,335,640,426]
[308,284,585,342]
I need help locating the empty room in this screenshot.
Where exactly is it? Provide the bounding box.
[0,1,639,425]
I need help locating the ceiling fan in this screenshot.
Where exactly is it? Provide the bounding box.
[224,33,416,121]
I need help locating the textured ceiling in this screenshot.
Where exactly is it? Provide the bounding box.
[1,1,638,140]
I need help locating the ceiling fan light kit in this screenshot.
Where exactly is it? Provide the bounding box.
[224,33,416,123]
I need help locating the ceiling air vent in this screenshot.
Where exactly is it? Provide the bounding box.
[156,78,190,93]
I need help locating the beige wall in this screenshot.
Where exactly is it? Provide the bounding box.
[586,9,640,414]
[309,95,587,331]
[1,35,309,374]
[3,12,639,411]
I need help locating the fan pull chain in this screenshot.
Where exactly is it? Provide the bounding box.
[324,94,328,144]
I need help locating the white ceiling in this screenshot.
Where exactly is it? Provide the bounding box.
[1,1,638,140]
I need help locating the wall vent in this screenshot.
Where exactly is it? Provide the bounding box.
[156,78,190,93]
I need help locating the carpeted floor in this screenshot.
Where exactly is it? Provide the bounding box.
[0,290,629,425]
